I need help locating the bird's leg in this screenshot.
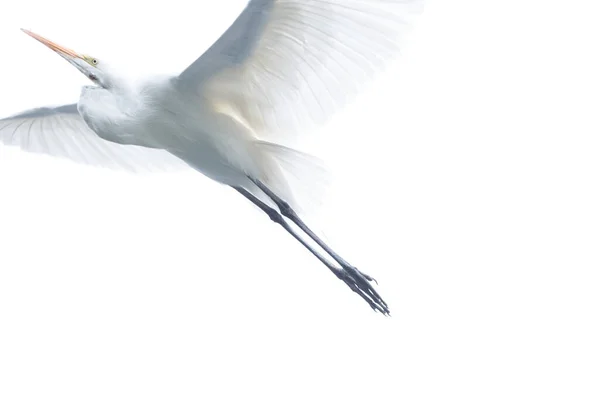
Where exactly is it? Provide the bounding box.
[248,177,381,279]
[234,187,389,315]
[245,178,389,314]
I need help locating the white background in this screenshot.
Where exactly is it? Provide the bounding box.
[1,0,599,399]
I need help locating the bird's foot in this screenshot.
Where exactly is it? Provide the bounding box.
[334,266,390,315]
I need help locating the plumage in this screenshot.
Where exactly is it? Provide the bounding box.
[0,0,423,314]
[179,0,422,145]
[0,104,186,172]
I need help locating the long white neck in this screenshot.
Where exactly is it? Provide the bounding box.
[78,84,141,146]
[77,74,176,149]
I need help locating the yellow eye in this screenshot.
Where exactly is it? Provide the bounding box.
[84,55,98,66]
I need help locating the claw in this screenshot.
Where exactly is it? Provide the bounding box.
[336,268,390,315]
[348,266,378,284]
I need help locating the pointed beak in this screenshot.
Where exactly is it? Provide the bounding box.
[21,29,83,61]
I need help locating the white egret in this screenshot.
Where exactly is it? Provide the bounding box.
[0,0,422,315]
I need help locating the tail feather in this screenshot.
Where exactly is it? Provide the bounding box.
[250,140,332,219]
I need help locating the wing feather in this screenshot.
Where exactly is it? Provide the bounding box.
[178,0,423,144]
[0,104,188,173]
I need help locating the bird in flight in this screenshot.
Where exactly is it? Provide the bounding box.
[0,0,422,315]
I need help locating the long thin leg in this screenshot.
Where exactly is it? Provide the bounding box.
[247,177,389,312]
[234,187,389,315]
[256,179,376,274]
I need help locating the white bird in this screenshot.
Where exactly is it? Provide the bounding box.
[0,0,422,315]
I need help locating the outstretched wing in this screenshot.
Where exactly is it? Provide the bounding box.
[0,104,188,172]
[178,0,423,144]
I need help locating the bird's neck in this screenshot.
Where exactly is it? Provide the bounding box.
[78,85,141,146]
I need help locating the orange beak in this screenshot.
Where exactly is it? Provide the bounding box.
[21,29,83,60]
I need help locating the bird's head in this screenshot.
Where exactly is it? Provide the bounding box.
[21,29,114,89]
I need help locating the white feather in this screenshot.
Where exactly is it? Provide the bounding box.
[0,104,188,173]
[179,0,423,145]
[251,140,332,217]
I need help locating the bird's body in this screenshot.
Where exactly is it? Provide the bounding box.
[79,75,294,209]
[1,0,423,314]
